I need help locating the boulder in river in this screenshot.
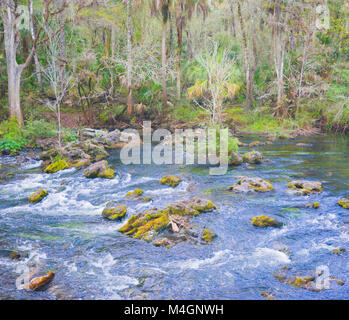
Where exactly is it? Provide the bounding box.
[102,204,127,221]
[126,189,152,202]
[306,202,320,209]
[84,160,116,179]
[228,176,274,193]
[201,229,217,243]
[160,175,182,187]
[243,151,264,164]
[287,180,323,195]
[252,216,283,228]
[338,198,349,209]
[228,152,244,166]
[29,188,48,204]
[118,197,217,245]
[331,248,346,255]
[44,160,70,173]
[28,271,55,291]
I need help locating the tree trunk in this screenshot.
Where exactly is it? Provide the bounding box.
[274,1,285,116]
[29,0,43,92]
[176,3,183,100]
[2,0,24,125]
[228,0,236,37]
[161,19,168,109]
[126,0,133,116]
[237,0,253,109]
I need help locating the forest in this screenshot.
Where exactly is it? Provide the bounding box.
[0,0,348,151]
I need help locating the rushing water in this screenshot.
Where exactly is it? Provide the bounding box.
[0,135,348,300]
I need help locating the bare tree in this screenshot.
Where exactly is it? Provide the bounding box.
[42,21,73,150]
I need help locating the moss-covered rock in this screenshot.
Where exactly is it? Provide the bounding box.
[126,189,144,197]
[167,198,216,216]
[287,180,323,195]
[84,160,116,179]
[331,248,346,255]
[201,229,217,243]
[118,209,170,242]
[44,160,70,173]
[229,176,274,193]
[243,151,263,164]
[252,216,282,228]
[102,204,127,221]
[40,149,59,161]
[160,175,182,187]
[153,238,173,248]
[306,202,320,209]
[338,198,349,209]
[228,152,244,166]
[28,271,55,291]
[118,197,217,246]
[29,188,48,204]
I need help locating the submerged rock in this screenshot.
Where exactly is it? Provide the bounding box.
[228,152,244,166]
[102,204,127,221]
[249,141,265,147]
[29,188,48,204]
[287,180,323,195]
[251,216,282,228]
[243,151,263,164]
[126,189,143,197]
[338,198,349,209]
[126,189,151,202]
[306,202,320,209]
[228,176,274,193]
[118,197,217,246]
[331,248,346,255]
[84,160,115,179]
[153,238,173,248]
[44,160,70,173]
[28,271,55,291]
[201,229,217,243]
[160,175,182,187]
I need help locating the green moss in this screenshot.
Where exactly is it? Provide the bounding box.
[29,188,48,204]
[160,175,182,187]
[252,216,282,228]
[338,198,349,209]
[201,229,217,243]
[126,189,144,197]
[44,160,70,173]
[102,205,127,221]
[98,168,116,179]
[118,210,170,242]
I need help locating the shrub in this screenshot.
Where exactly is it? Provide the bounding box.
[0,117,26,152]
[23,119,57,146]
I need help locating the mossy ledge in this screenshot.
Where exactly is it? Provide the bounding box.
[29,189,48,204]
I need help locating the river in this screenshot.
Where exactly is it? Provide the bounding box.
[0,135,348,299]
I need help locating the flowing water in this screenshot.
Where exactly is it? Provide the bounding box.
[0,135,348,300]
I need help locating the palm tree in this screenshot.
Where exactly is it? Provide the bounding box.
[152,0,171,109]
[174,0,207,100]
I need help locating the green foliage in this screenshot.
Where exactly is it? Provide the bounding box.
[62,128,78,143]
[98,105,126,124]
[0,117,26,152]
[23,119,57,146]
